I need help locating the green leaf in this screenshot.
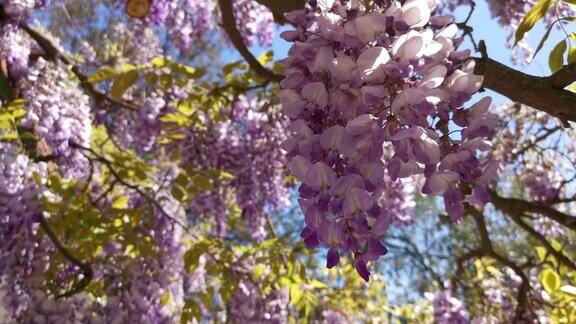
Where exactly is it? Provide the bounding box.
[290,284,303,304]
[532,18,576,61]
[252,264,266,282]
[258,51,274,65]
[88,67,117,83]
[569,44,576,64]
[171,185,185,202]
[549,39,567,73]
[536,246,548,262]
[532,25,555,61]
[560,285,576,297]
[112,196,129,209]
[193,175,214,191]
[152,56,171,67]
[160,292,172,305]
[222,61,243,76]
[111,70,139,99]
[541,268,561,293]
[515,0,555,44]
[181,299,201,323]
[184,241,209,272]
[160,113,189,126]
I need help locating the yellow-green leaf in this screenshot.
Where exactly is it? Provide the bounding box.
[258,51,274,65]
[88,67,116,83]
[536,246,548,262]
[252,264,266,282]
[111,70,139,99]
[152,56,171,67]
[113,218,124,227]
[541,268,561,293]
[160,113,190,127]
[290,284,303,304]
[112,196,129,209]
[560,285,576,297]
[181,299,201,323]
[515,0,555,44]
[568,44,576,64]
[193,175,213,191]
[549,39,567,73]
[160,292,172,305]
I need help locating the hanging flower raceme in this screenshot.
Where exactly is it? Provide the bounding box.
[22,58,93,179]
[280,0,497,281]
[231,0,275,47]
[0,142,47,317]
[432,289,470,324]
[0,23,31,82]
[117,0,274,53]
[164,0,217,52]
[178,97,291,241]
[97,191,187,322]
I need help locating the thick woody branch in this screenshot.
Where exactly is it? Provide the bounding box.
[18,23,139,111]
[550,61,576,88]
[489,190,576,232]
[218,0,283,82]
[474,57,576,123]
[492,201,576,270]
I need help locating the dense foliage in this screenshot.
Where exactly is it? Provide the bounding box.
[0,0,575,323]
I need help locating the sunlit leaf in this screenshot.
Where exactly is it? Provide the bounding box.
[258,51,274,65]
[111,70,139,99]
[88,67,116,83]
[181,299,201,323]
[560,285,576,297]
[549,39,567,73]
[535,246,548,262]
[112,196,129,209]
[541,268,561,293]
[515,0,555,44]
[531,17,576,60]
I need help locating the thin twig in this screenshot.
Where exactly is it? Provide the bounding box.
[38,214,93,298]
[218,0,283,82]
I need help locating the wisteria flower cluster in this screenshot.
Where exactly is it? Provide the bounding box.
[230,0,275,47]
[179,97,291,241]
[95,192,187,322]
[432,289,470,323]
[22,58,93,178]
[116,0,275,53]
[280,0,498,280]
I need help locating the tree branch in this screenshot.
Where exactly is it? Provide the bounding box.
[474,57,576,124]
[19,23,139,111]
[489,190,576,232]
[550,61,576,88]
[450,249,483,293]
[489,192,576,270]
[506,210,576,270]
[218,0,283,82]
[38,214,93,298]
[467,207,534,321]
